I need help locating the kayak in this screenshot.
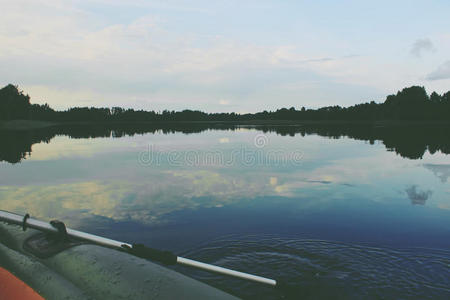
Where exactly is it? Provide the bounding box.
[0,221,238,300]
[0,267,44,300]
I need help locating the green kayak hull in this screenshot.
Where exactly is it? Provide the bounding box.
[0,222,238,299]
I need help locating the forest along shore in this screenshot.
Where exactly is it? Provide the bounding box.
[0,120,56,130]
[1,84,450,125]
[2,119,450,131]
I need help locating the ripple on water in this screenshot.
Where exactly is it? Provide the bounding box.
[179,235,450,300]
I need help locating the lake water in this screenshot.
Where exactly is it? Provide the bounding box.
[1,124,449,299]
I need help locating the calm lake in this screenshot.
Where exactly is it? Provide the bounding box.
[1,124,449,299]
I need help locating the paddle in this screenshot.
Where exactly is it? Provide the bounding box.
[0,210,277,287]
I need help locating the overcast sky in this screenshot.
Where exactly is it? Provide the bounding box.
[1,0,449,112]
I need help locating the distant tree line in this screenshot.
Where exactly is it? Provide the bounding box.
[1,84,449,122]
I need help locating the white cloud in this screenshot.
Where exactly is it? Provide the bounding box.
[426,61,450,81]
[410,38,435,58]
[0,1,384,111]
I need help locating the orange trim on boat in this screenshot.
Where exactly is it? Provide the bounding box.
[0,267,44,300]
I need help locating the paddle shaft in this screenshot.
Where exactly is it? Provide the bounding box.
[0,210,277,286]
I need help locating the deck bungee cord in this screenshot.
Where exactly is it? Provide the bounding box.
[0,210,278,287]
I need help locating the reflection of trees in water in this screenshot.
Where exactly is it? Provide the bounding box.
[258,124,450,160]
[0,130,53,164]
[0,124,238,163]
[1,123,449,163]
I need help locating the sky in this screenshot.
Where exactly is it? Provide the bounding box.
[1,0,449,113]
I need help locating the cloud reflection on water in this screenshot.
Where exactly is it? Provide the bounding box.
[423,163,450,183]
[405,185,433,205]
[0,129,449,229]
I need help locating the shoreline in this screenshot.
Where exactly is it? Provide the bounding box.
[1,119,450,130]
[0,120,57,130]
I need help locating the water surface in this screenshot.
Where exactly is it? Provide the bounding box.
[0,124,449,299]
